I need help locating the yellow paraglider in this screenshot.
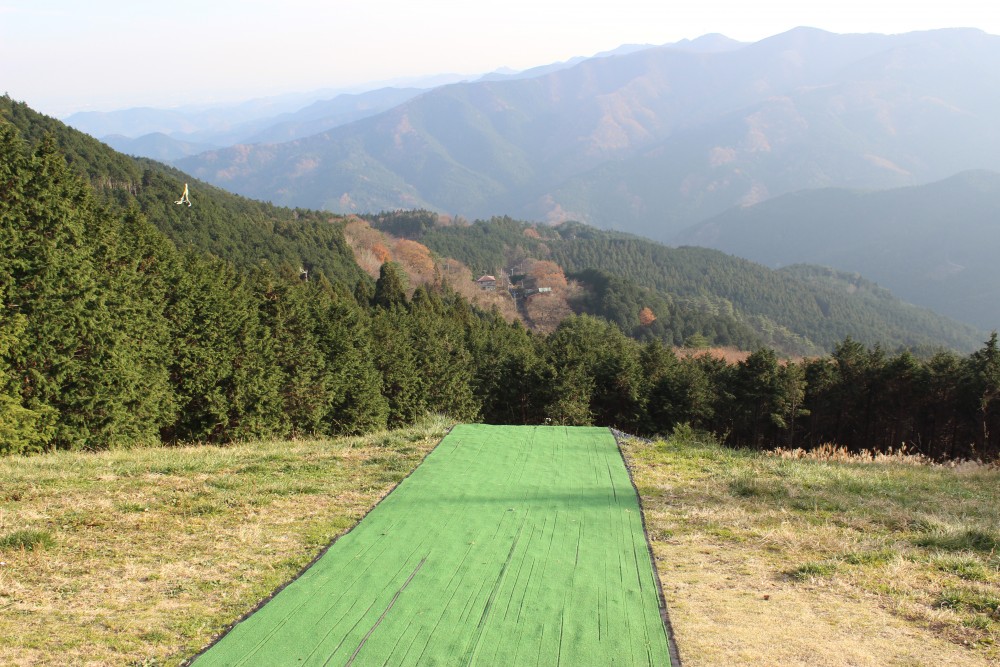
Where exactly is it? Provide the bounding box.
[175,183,192,206]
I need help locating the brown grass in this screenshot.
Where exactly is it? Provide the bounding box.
[10,419,993,666]
[621,429,1000,666]
[0,417,452,666]
[675,346,752,364]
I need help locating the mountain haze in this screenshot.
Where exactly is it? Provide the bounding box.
[676,170,1000,330]
[102,132,217,161]
[76,87,427,160]
[175,28,1000,238]
[3,95,984,354]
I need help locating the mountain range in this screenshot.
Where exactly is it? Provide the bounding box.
[25,26,1000,334]
[85,87,427,161]
[162,28,1000,237]
[135,26,1000,331]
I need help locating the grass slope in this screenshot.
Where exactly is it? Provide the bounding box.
[623,428,1000,666]
[193,424,671,666]
[0,419,452,666]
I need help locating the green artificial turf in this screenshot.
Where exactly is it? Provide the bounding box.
[191,425,671,666]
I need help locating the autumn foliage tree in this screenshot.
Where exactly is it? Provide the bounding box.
[524,259,568,290]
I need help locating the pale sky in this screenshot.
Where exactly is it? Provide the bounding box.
[3,0,1000,117]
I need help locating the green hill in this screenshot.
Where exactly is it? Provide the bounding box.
[371,212,984,355]
[5,95,1000,468]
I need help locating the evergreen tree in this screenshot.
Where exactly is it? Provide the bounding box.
[252,267,328,437]
[313,286,389,434]
[373,261,408,310]
[963,332,1000,455]
[163,254,281,442]
[730,348,790,448]
[470,317,549,425]
[370,309,425,428]
[6,134,106,449]
[409,287,480,421]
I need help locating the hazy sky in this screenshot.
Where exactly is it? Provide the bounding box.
[4,0,1000,116]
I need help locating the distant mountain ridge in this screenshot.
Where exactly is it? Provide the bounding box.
[102,132,217,161]
[675,170,1000,330]
[170,27,1000,239]
[74,87,428,160]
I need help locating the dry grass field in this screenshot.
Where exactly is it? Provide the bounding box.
[0,417,452,666]
[622,427,1000,666]
[2,418,998,665]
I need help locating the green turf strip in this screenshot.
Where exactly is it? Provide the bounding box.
[192,425,672,666]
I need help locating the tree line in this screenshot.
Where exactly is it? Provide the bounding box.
[3,126,1000,460]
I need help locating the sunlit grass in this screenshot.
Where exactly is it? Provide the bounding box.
[6,417,998,666]
[621,427,1000,666]
[0,416,453,666]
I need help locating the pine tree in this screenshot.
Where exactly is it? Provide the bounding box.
[470,317,549,425]
[84,206,179,446]
[409,287,480,421]
[252,267,328,437]
[6,134,106,449]
[163,253,281,442]
[370,309,425,428]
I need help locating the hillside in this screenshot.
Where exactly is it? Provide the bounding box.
[368,212,985,355]
[675,171,1000,330]
[174,28,1000,238]
[0,97,763,356]
[0,96,366,287]
[8,94,1000,466]
[3,95,987,358]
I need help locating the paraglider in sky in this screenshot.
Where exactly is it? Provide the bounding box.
[175,183,192,206]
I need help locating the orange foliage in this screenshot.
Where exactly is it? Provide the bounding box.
[393,239,435,283]
[523,227,541,239]
[371,243,392,263]
[343,218,389,278]
[525,259,568,290]
[639,307,657,326]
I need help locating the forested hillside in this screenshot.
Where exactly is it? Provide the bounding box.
[3,96,980,357]
[5,100,1000,462]
[370,212,984,355]
[0,95,365,288]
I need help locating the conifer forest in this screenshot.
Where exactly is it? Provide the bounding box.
[3,97,1000,461]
